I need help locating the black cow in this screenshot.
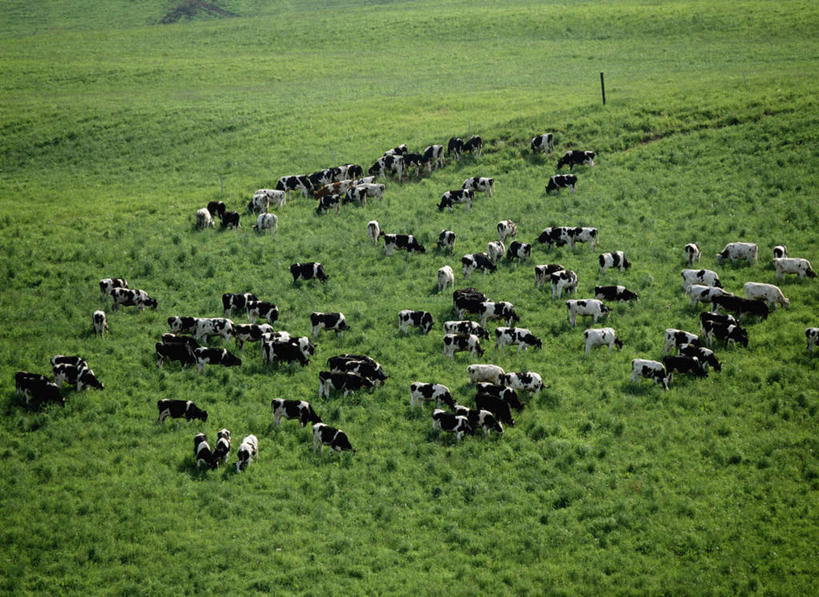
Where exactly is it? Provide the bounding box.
[463,135,483,157]
[594,285,639,302]
[545,174,577,194]
[220,211,240,229]
[447,137,464,160]
[290,262,328,283]
[679,344,722,372]
[557,150,595,170]
[699,311,737,330]
[155,342,197,368]
[222,292,257,316]
[662,356,708,378]
[157,399,208,424]
[207,201,226,218]
[474,394,515,426]
[272,399,322,427]
[318,371,375,398]
[15,373,65,407]
[711,295,769,320]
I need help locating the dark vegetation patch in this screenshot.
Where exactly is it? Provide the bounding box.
[160,0,236,24]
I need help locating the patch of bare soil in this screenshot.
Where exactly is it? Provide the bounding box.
[160,0,236,24]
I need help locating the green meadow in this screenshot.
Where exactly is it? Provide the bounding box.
[1,1,817,594]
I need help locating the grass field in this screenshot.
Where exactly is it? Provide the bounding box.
[1,1,818,595]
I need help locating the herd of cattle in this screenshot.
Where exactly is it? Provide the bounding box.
[14,131,818,466]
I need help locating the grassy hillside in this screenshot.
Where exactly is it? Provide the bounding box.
[1,1,818,595]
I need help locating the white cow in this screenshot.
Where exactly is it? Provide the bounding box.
[367,220,381,245]
[743,282,789,309]
[773,257,815,280]
[437,265,454,292]
[566,299,609,327]
[466,364,505,385]
[684,242,701,264]
[681,269,721,291]
[195,208,214,230]
[583,328,622,354]
[93,310,108,337]
[253,213,278,235]
[716,242,757,265]
[487,241,505,264]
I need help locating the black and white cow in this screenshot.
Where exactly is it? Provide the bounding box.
[155,342,197,368]
[347,183,385,203]
[194,433,213,469]
[253,212,278,234]
[276,175,311,198]
[773,245,788,259]
[494,327,542,353]
[462,253,496,277]
[368,220,382,246]
[463,136,483,157]
[437,230,456,253]
[410,383,454,410]
[52,363,103,391]
[534,264,565,289]
[327,354,387,385]
[453,287,489,318]
[474,383,523,410]
[220,211,240,229]
[479,301,520,327]
[207,200,226,219]
[383,234,425,255]
[662,356,707,379]
[222,292,257,317]
[168,316,198,335]
[212,429,231,466]
[291,262,328,282]
[583,328,623,354]
[566,227,598,251]
[487,241,505,264]
[253,188,286,210]
[500,371,543,395]
[311,312,348,338]
[685,284,732,308]
[773,257,816,280]
[699,311,738,332]
[805,328,819,353]
[447,137,464,160]
[50,355,87,369]
[594,285,638,302]
[307,168,339,189]
[398,310,434,334]
[236,434,258,471]
[193,347,241,374]
[557,150,595,170]
[263,339,312,367]
[313,423,355,456]
[194,318,234,342]
[442,334,484,359]
[384,144,408,157]
[599,251,631,273]
[271,399,322,427]
[531,133,555,156]
[247,190,270,214]
[716,242,758,265]
[99,278,128,301]
[453,406,503,436]
[545,174,577,194]
[423,144,445,171]
[685,242,701,264]
[497,220,517,243]
[247,300,279,324]
[663,329,701,356]
[462,177,494,197]
[438,189,473,212]
[93,310,108,337]
[368,154,404,180]
[403,153,425,178]
[157,399,207,424]
[110,288,157,311]
[679,343,722,372]
[160,333,201,350]
[443,320,490,340]
[466,364,505,385]
[701,321,749,348]
[506,241,531,263]
[566,299,609,327]
[437,265,455,292]
[630,359,670,390]
[431,409,472,441]
[536,226,571,249]
[474,394,515,426]
[15,373,64,407]
[314,193,340,214]
[318,371,375,398]
[681,268,722,291]
[232,323,274,350]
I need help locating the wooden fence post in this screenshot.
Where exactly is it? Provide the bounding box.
[600,72,606,106]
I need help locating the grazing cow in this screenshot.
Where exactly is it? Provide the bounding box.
[160,333,200,351]
[497,220,517,243]
[367,220,382,246]
[368,154,404,180]
[594,285,638,302]
[431,409,472,441]
[494,327,542,353]
[315,194,341,215]
[685,284,733,308]
[536,226,571,249]
[15,372,51,397]
[220,211,240,229]
[474,383,523,410]
[73,368,103,391]
[443,320,489,340]
[463,136,483,157]
[437,265,455,292]
[462,177,494,197]
[276,175,311,198]
[291,262,328,282]
[474,394,515,426]
[327,355,386,385]
[236,435,258,471]
[557,150,595,170]
[207,200,226,219]
[212,429,231,466]
[806,328,819,352]
[438,189,473,212]
[531,133,555,155]
[479,301,520,327]
[15,373,65,407]
[773,245,788,259]
[685,242,701,264]
[93,310,108,337]
[700,311,738,332]
[111,288,157,311]
[246,300,278,324]
[501,371,543,396]
[384,234,425,255]
[347,183,385,203]
[157,399,207,424]
[701,321,749,348]
[437,230,456,254]
[253,212,278,234]
[773,257,816,280]
[196,207,214,230]
[51,355,87,369]
[630,359,670,390]
[453,288,489,318]
[318,371,374,398]
[599,251,631,273]
[744,282,790,309]
[247,190,270,214]
[583,328,623,354]
[167,316,198,335]
[447,137,464,160]
[194,318,234,342]
[51,362,94,389]
[487,241,505,264]
[711,294,769,320]
[222,293,257,317]
[506,241,531,263]
[566,299,609,327]
[307,168,338,189]
[255,188,286,209]
[453,406,503,436]
[232,323,274,350]
[566,227,598,251]
[313,181,353,200]
[194,433,213,469]
[681,268,722,291]
[716,242,758,265]
[311,312,348,338]
[545,174,577,194]
[551,269,579,299]
[193,347,241,374]
[384,144,408,157]
[423,144,445,171]
[663,329,701,356]
[534,264,565,289]
[271,399,321,427]
[410,383,454,410]
[403,152,425,178]
[398,310,434,334]
[466,364,505,385]
[679,343,722,372]
[99,278,128,301]
[155,342,197,368]
[462,253,496,277]
[263,339,312,367]
[662,356,707,379]
[312,423,355,456]
[443,334,484,359]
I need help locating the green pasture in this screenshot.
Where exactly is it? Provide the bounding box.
[1,1,817,595]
